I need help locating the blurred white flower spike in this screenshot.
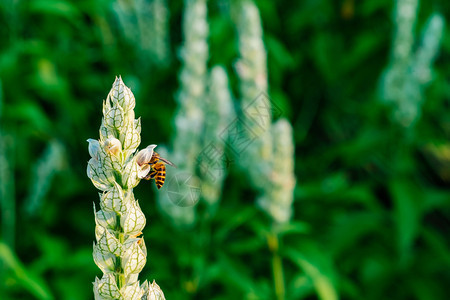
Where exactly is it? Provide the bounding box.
[87,76,166,300]
[379,0,445,126]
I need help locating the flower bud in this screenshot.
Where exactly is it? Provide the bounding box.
[146,280,165,300]
[104,137,122,156]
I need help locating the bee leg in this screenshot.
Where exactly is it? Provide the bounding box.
[143,167,158,180]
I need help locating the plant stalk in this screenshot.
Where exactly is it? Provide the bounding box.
[269,230,285,300]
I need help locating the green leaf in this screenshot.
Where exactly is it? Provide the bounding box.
[28,0,80,19]
[0,242,54,300]
[311,32,342,83]
[227,236,265,254]
[216,252,259,297]
[215,207,258,242]
[328,211,384,256]
[284,246,338,300]
[390,179,422,260]
[340,33,384,73]
[277,221,311,237]
[265,34,296,70]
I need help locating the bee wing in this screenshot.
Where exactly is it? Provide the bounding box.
[159,157,177,168]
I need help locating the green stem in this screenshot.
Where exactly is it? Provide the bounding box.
[116,214,125,289]
[0,134,15,296]
[118,268,125,289]
[269,230,285,300]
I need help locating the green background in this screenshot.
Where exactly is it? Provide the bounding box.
[1,0,450,299]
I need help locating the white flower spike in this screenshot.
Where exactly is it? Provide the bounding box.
[87,77,166,299]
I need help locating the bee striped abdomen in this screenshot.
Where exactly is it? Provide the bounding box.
[153,162,166,189]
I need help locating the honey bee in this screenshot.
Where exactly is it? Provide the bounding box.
[142,152,177,189]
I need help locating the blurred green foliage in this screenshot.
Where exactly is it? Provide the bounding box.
[1,0,450,299]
